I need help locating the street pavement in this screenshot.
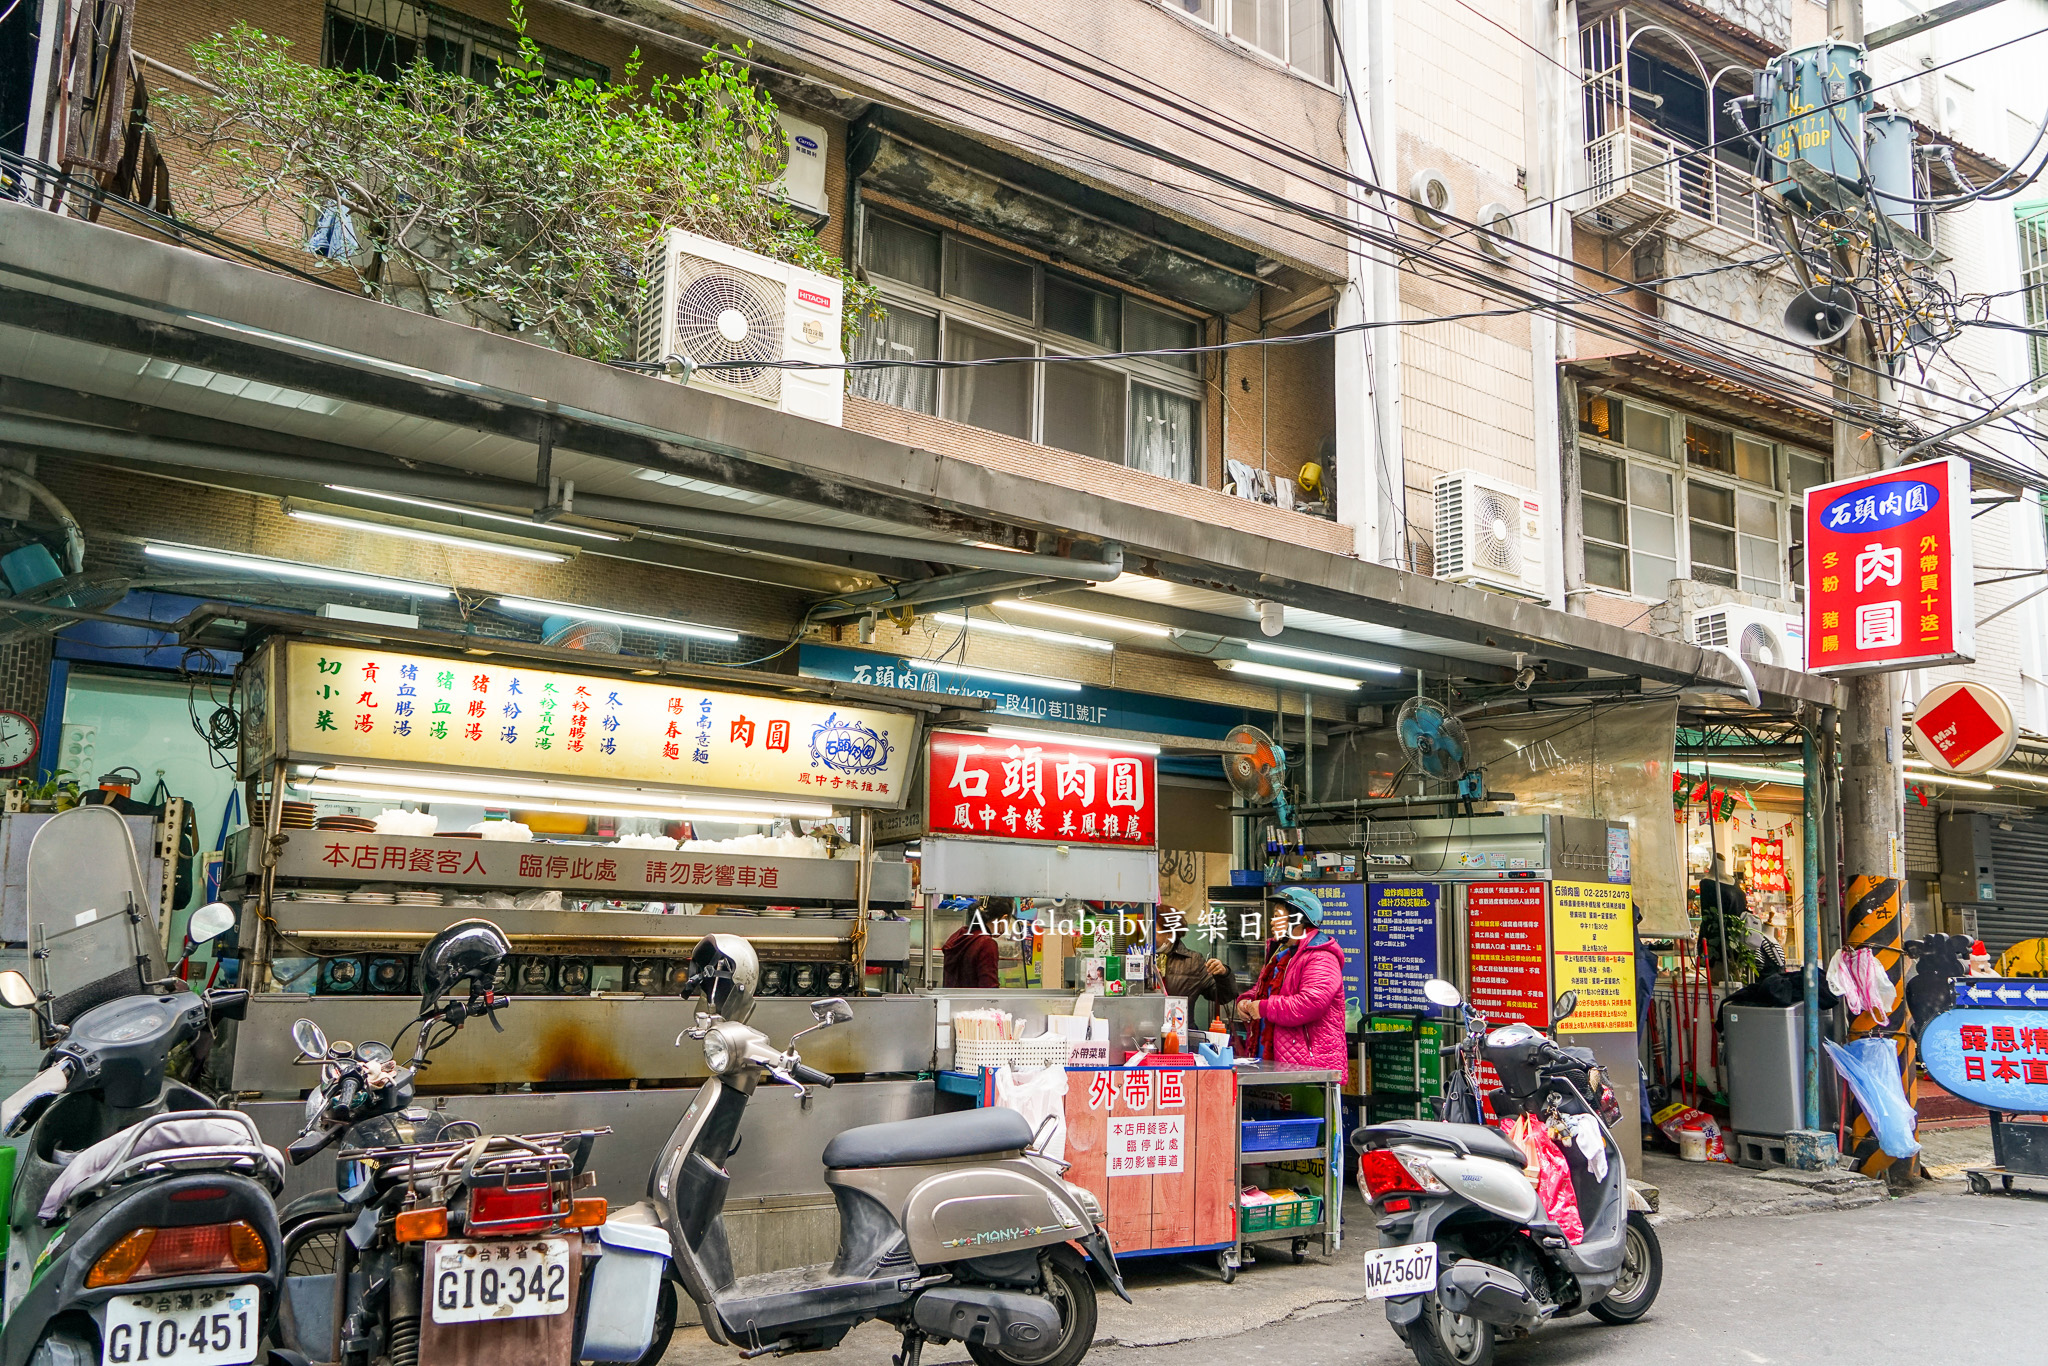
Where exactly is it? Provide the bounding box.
[660,1133,2037,1366]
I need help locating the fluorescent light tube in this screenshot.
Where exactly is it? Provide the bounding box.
[1218,659,1361,692]
[1987,768,2048,787]
[980,725,1160,756]
[144,543,451,599]
[915,659,1083,693]
[1680,761,1805,783]
[293,781,795,824]
[995,601,1174,638]
[326,486,621,541]
[287,509,567,563]
[1248,641,1403,676]
[311,766,832,817]
[1907,771,1995,791]
[933,613,1113,651]
[497,596,739,642]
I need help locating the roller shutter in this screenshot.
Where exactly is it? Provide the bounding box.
[1977,817,2048,954]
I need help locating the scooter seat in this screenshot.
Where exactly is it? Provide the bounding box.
[823,1107,1035,1169]
[1364,1119,1528,1169]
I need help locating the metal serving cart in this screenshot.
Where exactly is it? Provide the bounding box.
[1230,1065,1342,1280]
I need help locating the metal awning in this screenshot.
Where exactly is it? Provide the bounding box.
[0,205,1832,710]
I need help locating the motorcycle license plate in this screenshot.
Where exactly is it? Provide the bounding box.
[101,1283,261,1366]
[1362,1243,1437,1300]
[429,1239,572,1323]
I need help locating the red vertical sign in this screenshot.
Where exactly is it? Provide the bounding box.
[1467,881,1550,1118]
[1467,881,1550,1030]
[1803,455,1974,674]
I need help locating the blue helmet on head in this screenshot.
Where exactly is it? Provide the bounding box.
[1271,885,1324,926]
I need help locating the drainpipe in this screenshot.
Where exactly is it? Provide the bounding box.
[0,467,84,573]
[1333,0,1408,568]
[1526,0,1574,610]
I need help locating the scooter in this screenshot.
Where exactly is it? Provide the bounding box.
[272,919,610,1366]
[0,806,285,1366]
[1350,979,1661,1366]
[589,934,1127,1366]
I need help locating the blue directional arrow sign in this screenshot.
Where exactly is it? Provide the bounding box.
[1954,979,2048,1009]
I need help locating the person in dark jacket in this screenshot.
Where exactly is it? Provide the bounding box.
[1157,920,1237,1028]
[941,921,999,988]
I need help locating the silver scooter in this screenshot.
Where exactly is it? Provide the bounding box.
[586,934,1127,1366]
[1350,979,1660,1366]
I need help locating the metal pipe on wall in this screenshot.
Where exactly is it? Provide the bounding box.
[1802,720,1823,1129]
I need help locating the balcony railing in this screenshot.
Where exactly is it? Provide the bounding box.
[1575,9,1766,253]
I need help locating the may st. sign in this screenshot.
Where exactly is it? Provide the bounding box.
[1803,456,1973,675]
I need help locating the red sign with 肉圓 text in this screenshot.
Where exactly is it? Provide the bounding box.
[1803,456,1974,675]
[926,729,1156,846]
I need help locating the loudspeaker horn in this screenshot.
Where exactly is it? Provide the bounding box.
[1783,283,1858,347]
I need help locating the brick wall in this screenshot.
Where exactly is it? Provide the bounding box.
[0,635,52,725]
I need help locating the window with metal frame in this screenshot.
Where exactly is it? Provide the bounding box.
[323,0,607,87]
[1575,394,1822,606]
[2018,209,2048,381]
[852,212,1207,483]
[1159,0,1332,85]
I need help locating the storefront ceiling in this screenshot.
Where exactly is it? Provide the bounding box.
[0,205,1834,708]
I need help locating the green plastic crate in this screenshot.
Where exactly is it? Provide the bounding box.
[1241,1195,1323,1234]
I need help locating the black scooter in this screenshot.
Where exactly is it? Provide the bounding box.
[1350,980,1662,1366]
[0,806,284,1366]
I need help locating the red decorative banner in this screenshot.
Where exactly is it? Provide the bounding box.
[926,729,1156,846]
[1803,456,1974,675]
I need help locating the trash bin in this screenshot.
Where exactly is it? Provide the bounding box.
[1724,1002,1805,1142]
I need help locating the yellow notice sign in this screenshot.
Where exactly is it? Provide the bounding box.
[1551,880,1637,1033]
[272,641,918,808]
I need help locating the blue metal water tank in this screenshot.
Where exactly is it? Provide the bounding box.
[1865,111,1918,234]
[1766,42,1872,186]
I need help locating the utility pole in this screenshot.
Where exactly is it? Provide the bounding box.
[1829,0,1914,1180]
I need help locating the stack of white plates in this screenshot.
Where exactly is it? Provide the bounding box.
[345,891,395,904]
[395,890,442,906]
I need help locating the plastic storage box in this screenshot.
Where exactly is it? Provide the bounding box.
[582,1211,674,1362]
[1240,1116,1324,1152]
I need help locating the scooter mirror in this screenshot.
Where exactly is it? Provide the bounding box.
[292,1017,329,1060]
[0,969,35,1009]
[810,997,853,1025]
[1551,990,1579,1025]
[187,902,237,947]
[1422,979,1462,1008]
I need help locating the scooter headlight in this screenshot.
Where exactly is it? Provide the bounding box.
[701,1024,737,1074]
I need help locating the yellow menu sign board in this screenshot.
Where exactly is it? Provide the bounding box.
[1550,880,1637,1034]
[262,640,917,808]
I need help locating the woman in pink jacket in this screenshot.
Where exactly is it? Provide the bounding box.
[1235,885,1348,1072]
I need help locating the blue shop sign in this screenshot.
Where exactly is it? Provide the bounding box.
[799,644,1250,775]
[1921,1001,2048,1110]
[1369,882,1440,1015]
[1304,883,1366,1020]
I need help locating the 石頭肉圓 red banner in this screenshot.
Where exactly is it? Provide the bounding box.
[926,729,1155,846]
[1803,456,1974,675]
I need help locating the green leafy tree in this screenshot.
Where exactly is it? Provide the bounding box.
[155,5,879,361]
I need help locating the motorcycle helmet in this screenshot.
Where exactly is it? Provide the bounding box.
[687,933,759,1022]
[416,918,512,1014]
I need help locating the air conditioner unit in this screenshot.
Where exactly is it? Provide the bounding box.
[1433,471,1546,599]
[637,227,844,426]
[1691,604,1805,672]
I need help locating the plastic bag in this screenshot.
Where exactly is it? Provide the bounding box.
[1501,1116,1583,1244]
[1651,1101,1730,1162]
[1822,1037,1922,1161]
[993,1063,1068,1162]
[1826,948,1897,1018]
